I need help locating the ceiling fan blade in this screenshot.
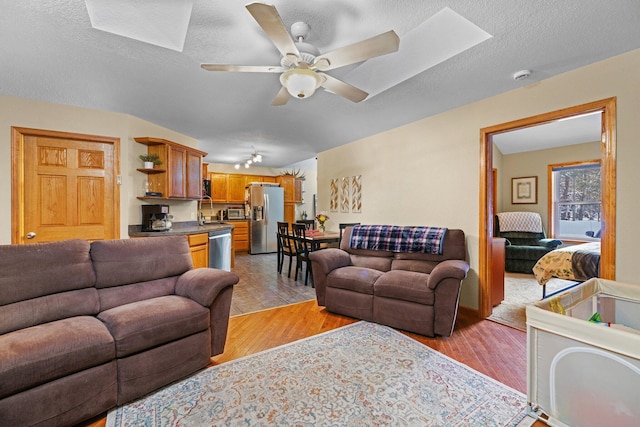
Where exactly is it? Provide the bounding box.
[246,3,300,59]
[318,73,368,103]
[272,86,291,106]
[313,30,400,71]
[200,64,286,73]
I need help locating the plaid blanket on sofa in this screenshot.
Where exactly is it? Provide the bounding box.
[349,225,447,254]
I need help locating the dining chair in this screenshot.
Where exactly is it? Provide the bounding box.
[296,219,315,230]
[292,223,314,287]
[277,222,296,277]
[339,222,361,246]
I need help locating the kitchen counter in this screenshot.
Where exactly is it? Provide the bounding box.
[128,221,234,237]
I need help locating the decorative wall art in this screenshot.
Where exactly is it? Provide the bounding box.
[329,178,339,212]
[512,176,538,204]
[351,175,362,213]
[340,177,350,212]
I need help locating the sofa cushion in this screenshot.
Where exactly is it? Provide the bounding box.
[0,316,114,399]
[0,239,95,306]
[97,277,178,312]
[98,295,209,358]
[91,236,192,289]
[374,270,435,305]
[327,266,384,295]
[0,288,99,335]
[390,259,439,274]
[350,254,392,271]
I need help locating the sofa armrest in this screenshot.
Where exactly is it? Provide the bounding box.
[427,259,470,290]
[309,248,352,305]
[539,238,562,249]
[175,268,239,307]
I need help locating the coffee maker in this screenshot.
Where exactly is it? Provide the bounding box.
[141,204,172,232]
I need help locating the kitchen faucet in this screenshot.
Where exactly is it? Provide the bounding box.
[198,195,214,224]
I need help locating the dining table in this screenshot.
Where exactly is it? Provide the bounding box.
[303,230,340,251]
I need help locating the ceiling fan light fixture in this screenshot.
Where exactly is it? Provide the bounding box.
[280,68,322,99]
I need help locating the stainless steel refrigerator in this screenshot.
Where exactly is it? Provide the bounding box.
[248,183,284,254]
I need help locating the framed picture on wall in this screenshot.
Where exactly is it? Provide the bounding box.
[512,176,537,204]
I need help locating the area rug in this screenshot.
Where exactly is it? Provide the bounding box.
[106,321,534,427]
[488,272,577,331]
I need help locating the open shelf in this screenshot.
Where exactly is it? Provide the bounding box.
[136,168,166,174]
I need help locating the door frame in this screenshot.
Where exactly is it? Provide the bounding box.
[11,127,121,243]
[478,98,616,318]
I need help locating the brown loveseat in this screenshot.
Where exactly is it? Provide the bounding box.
[309,226,469,337]
[0,236,238,426]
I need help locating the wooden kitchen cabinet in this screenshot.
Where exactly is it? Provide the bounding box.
[284,203,296,226]
[206,173,279,203]
[135,137,206,200]
[186,150,203,199]
[491,237,506,306]
[209,173,228,203]
[168,145,187,198]
[276,175,295,203]
[232,221,249,252]
[276,175,304,204]
[294,178,303,203]
[227,174,247,203]
[188,233,209,269]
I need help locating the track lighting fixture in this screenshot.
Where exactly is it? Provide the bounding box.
[234,150,263,169]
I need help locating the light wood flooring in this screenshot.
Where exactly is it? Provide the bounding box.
[83,252,547,426]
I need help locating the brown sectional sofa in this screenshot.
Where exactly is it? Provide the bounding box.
[0,236,238,426]
[310,227,469,337]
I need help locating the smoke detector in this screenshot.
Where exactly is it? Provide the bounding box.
[513,69,532,81]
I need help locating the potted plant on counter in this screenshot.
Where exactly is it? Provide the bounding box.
[139,153,162,169]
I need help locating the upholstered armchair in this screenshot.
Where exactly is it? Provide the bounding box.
[495,212,562,274]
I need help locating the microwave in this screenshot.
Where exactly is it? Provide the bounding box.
[226,208,245,219]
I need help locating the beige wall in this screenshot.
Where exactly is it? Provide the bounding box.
[318,48,640,309]
[0,96,200,243]
[497,141,601,231]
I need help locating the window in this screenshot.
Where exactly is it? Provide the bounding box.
[550,161,601,240]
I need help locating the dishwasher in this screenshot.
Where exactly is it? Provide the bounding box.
[208,231,232,271]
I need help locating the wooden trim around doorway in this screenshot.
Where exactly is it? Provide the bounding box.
[478,98,616,319]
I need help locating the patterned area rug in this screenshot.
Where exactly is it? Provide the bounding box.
[107,322,534,426]
[488,272,577,331]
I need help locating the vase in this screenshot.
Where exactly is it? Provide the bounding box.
[319,223,325,232]
[144,161,154,169]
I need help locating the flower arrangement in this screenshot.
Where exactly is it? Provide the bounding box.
[315,213,329,232]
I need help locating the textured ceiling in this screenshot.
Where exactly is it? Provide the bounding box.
[1,1,639,167]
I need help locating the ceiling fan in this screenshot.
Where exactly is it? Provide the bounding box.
[200,2,400,106]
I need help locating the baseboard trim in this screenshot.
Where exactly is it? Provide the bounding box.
[458,305,480,319]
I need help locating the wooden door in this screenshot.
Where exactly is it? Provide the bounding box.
[12,127,120,244]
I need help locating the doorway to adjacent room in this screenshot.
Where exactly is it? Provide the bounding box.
[478,98,617,319]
